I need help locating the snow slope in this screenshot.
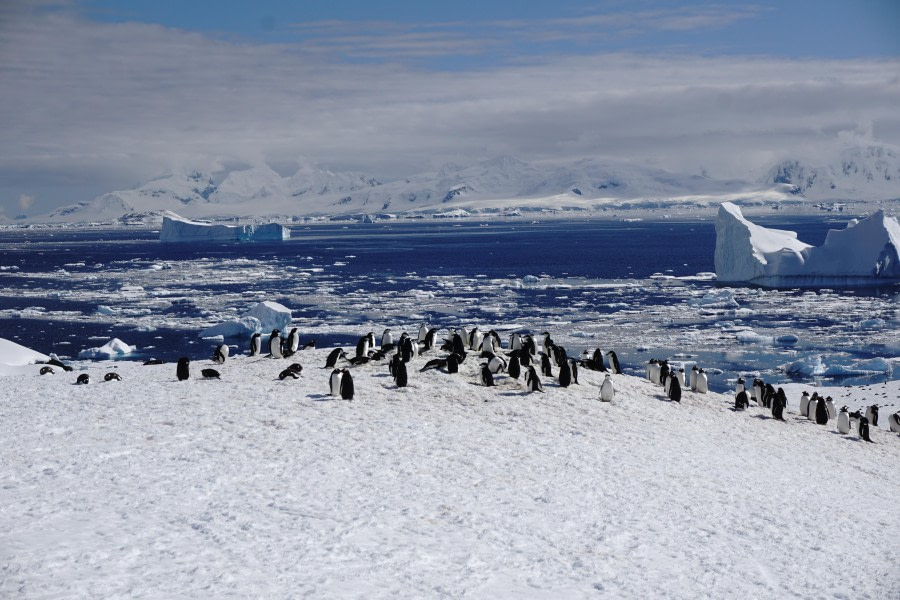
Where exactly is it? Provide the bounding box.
[715,201,900,284]
[1,340,898,599]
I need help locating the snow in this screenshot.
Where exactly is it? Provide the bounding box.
[0,337,50,367]
[1,339,899,598]
[715,202,900,285]
[77,337,136,359]
[160,212,289,243]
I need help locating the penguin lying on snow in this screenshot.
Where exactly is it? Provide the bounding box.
[889,411,900,434]
[201,368,221,379]
[39,366,54,375]
[734,390,749,411]
[104,372,122,382]
[75,373,90,385]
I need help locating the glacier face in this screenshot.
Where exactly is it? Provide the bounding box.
[159,213,289,243]
[715,202,900,285]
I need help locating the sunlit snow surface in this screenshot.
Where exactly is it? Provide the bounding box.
[0,220,897,393]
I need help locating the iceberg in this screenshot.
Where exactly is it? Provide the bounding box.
[160,212,289,243]
[78,338,136,359]
[715,202,900,286]
[198,301,292,339]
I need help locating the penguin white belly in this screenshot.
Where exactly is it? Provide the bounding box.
[600,379,614,402]
[649,364,660,385]
[799,396,810,418]
[825,400,836,420]
[837,412,851,434]
[889,413,900,433]
[689,371,697,392]
[675,371,685,389]
[695,373,708,394]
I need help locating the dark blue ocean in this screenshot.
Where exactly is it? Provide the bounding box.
[1,218,897,392]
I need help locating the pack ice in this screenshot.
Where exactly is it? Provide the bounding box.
[714,202,900,285]
[159,212,289,243]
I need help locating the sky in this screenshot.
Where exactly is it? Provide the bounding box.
[1,0,899,216]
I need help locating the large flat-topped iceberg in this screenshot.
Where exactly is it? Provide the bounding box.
[715,202,900,285]
[160,212,289,243]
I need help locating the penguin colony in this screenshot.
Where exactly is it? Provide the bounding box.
[49,324,899,443]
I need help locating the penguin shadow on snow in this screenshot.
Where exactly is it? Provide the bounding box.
[307,393,337,402]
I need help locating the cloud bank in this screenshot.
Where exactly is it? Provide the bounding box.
[1,4,899,213]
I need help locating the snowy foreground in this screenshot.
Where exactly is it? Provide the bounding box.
[2,345,899,599]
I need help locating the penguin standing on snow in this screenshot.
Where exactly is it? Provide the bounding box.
[695,368,708,394]
[324,348,347,369]
[888,411,900,433]
[340,369,354,400]
[446,352,461,374]
[667,373,682,403]
[858,415,873,442]
[381,328,393,348]
[606,351,621,375]
[269,329,283,359]
[799,391,811,418]
[394,360,408,388]
[212,344,228,364]
[825,396,836,420]
[487,355,507,375]
[735,377,745,395]
[329,369,343,397]
[176,357,190,381]
[557,360,572,388]
[507,352,521,380]
[771,387,786,421]
[286,328,300,354]
[865,405,879,427]
[815,395,829,425]
[568,358,579,385]
[837,406,851,434]
[524,366,543,392]
[658,362,670,388]
[249,333,262,357]
[600,374,614,402]
[479,364,495,387]
[690,365,699,391]
[849,409,862,432]
[541,354,553,377]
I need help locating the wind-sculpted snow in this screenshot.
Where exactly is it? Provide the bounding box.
[715,202,900,285]
[160,213,289,243]
[1,345,898,598]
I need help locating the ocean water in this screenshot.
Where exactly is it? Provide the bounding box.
[0,218,897,392]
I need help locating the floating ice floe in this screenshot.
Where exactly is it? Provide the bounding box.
[715,202,900,285]
[688,289,739,309]
[96,305,116,315]
[78,338,136,359]
[784,354,892,377]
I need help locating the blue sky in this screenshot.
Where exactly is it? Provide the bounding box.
[2,1,899,215]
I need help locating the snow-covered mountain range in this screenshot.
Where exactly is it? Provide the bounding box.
[40,146,900,223]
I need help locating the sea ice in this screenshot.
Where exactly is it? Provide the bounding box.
[78,337,136,359]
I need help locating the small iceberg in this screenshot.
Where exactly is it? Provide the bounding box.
[160,212,289,243]
[78,338,136,359]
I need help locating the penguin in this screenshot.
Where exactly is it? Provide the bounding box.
[799,392,811,418]
[558,360,571,388]
[647,358,658,382]
[340,369,354,400]
[507,352,521,379]
[858,416,873,442]
[771,388,785,420]
[447,352,461,374]
[763,384,776,409]
[422,328,439,352]
[807,393,820,420]
[143,359,165,366]
[469,327,483,352]
[104,372,122,382]
[509,332,522,351]
[735,377,745,395]
[568,358,579,385]
[301,340,317,350]
[542,332,554,355]
[522,335,537,359]
[865,405,879,427]
[394,360,408,388]
[479,364,495,387]
[675,368,686,390]
[249,332,262,357]
[356,334,371,359]
[752,379,765,405]
[591,348,606,371]
[279,369,300,380]
[695,368,708,394]
[599,374,614,402]
[667,374,682,403]
[212,343,229,364]
[540,353,553,377]
[816,395,829,423]
[551,345,567,368]
[825,396,836,420]
[451,333,466,356]
[389,353,402,377]
[888,411,900,433]
[201,368,221,379]
[76,373,90,385]
[606,351,621,375]
[381,328,393,348]
[849,409,862,432]
[285,363,303,375]
[329,369,343,397]
[690,365,699,391]
[481,333,498,355]
[286,328,300,353]
[524,366,543,392]
[734,390,749,411]
[268,329,283,359]
[664,372,673,397]
[39,366,54,375]
[837,406,851,434]
[488,355,507,375]
[324,348,347,369]
[418,323,429,343]
[176,357,190,381]
[46,357,73,372]
[400,335,416,362]
[658,362,670,388]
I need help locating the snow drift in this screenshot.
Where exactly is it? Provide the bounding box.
[160,213,289,243]
[715,202,900,285]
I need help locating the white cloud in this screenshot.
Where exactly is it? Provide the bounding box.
[1,5,898,210]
